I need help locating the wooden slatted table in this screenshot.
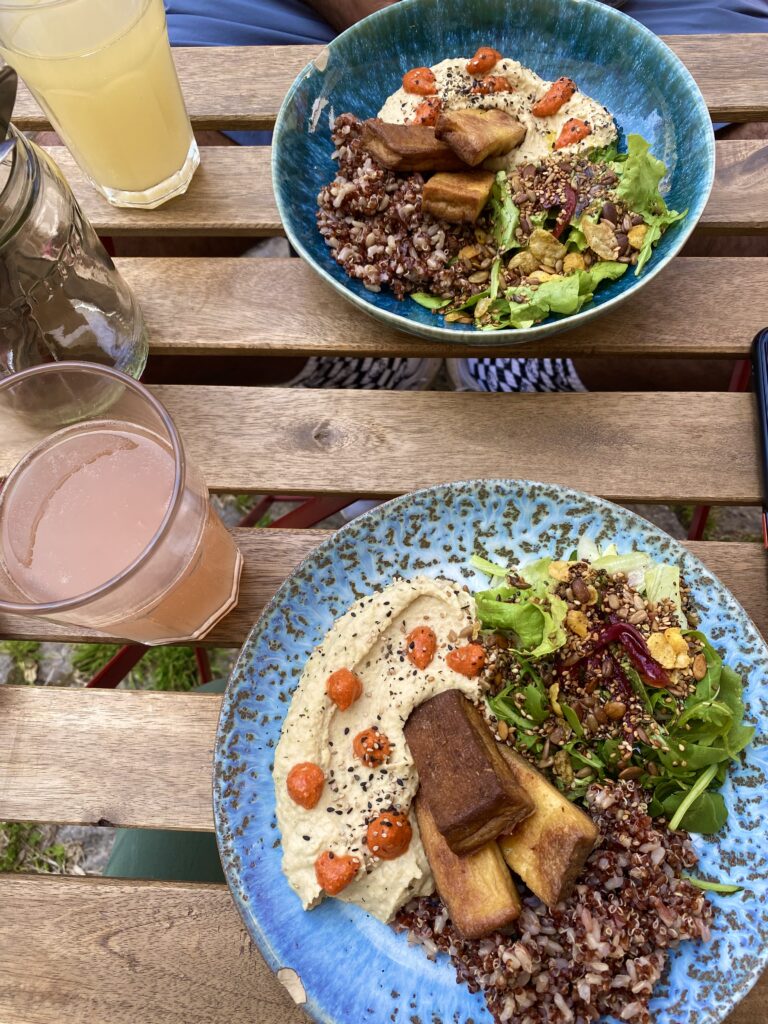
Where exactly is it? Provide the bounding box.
[1,35,767,1024]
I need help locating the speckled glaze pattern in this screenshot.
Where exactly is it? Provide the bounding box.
[214,480,766,1024]
[271,0,715,344]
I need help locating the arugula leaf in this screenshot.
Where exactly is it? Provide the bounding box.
[568,746,604,772]
[562,703,585,738]
[623,663,655,715]
[684,875,743,895]
[521,689,546,727]
[590,140,622,164]
[597,737,622,767]
[489,171,520,253]
[664,787,727,834]
[489,257,502,300]
[411,292,450,310]
[668,763,719,830]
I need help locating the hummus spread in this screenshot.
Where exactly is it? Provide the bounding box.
[378,56,616,168]
[273,575,482,922]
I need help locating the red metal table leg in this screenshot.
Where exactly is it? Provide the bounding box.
[194,647,212,684]
[86,644,148,688]
[268,495,361,529]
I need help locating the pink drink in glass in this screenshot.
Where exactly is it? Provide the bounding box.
[0,364,241,644]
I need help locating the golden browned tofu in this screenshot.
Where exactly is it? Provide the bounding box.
[405,690,533,854]
[422,170,496,225]
[497,746,598,908]
[435,109,527,167]
[416,796,521,939]
[360,119,468,172]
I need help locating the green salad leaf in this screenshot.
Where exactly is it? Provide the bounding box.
[644,562,687,627]
[609,134,687,275]
[642,633,754,833]
[489,171,520,252]
[472,262,628,332]
[410,292,450,310]
[564,225,590,252]
[489,256,502,300]
[469,553,508,578]
[614,134,670,219]
[634,207,687,274]
[475,578,567,658]
[684,876,744,895]
[591,549,651,577]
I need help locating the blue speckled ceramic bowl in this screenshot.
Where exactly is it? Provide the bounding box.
[272,0,714,344]
[214,480,767,1024]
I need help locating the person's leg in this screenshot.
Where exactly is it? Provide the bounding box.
[104,679,225,884]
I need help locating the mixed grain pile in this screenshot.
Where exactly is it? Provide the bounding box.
[396,782,712,1024]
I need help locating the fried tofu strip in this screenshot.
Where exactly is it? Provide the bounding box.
[497,746,598,908]
[416,796,521,939]
[435,108,527,167]
[360,119,468,172]
[422,170,496,225]
[405,690,533,854]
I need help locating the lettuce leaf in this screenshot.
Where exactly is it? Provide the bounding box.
[489,171,520,252]
[591,549,651,576]
[614,134,670,219]
[565,225,590,252]
[475,580,567,658]
[477,262,628,331]
[645,562,687,627]
[634,207,687,275]
[489,256,502,300]
[608,134,686,275]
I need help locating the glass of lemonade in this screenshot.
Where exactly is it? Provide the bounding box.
[0,363,242,644]
[0,0,199,209]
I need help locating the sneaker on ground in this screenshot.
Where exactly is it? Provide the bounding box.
[447,357,586,393]
[285,356,441,390]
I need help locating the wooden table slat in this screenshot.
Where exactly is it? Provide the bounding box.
[10,37,768,129]
[0,530,766,649]
[124,255,768,360]
[2,387,757,504]
[1,537,764,831]
[0,873,764,1024]
[0,874,303,1024]
[44,140,768,236]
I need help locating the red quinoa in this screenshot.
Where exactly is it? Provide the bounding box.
[317,114,486,300]
[395,782,712,1024]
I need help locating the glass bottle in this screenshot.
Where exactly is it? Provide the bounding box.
[0,125,148,378]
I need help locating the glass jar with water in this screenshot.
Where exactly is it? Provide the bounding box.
[0,125,148,377]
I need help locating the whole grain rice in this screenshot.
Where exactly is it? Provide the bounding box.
[317,114,487,300]
[395,782,712,1024]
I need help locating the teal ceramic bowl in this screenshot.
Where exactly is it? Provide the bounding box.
[272,0,715,344]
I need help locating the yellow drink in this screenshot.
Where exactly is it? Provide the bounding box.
[0,0,198,207]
